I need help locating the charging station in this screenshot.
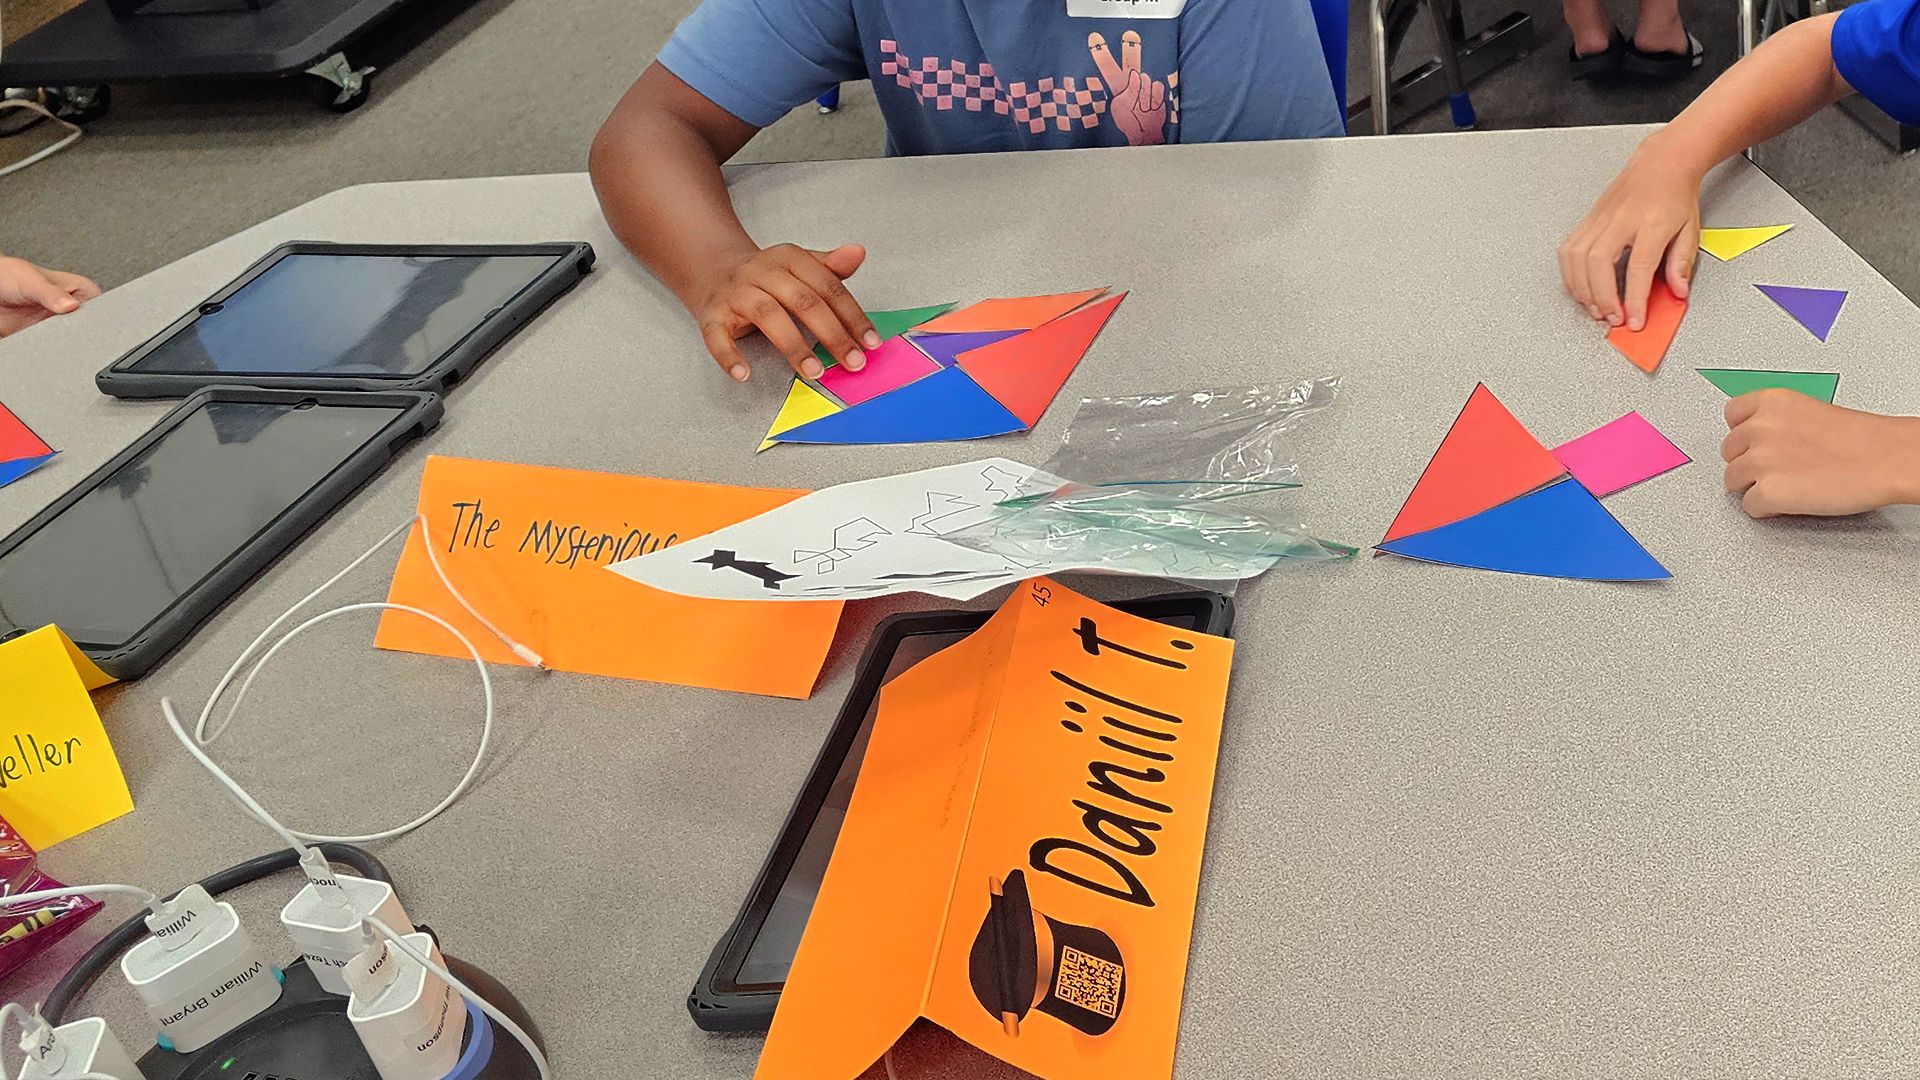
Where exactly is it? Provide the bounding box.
[27,846,543,1080]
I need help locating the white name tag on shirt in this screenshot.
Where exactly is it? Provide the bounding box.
[1067,0,1188,19]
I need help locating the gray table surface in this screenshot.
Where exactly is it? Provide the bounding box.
[6,125,1920,1079]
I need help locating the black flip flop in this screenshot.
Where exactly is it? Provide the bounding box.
[1570,29,1626,80]
[1623,31,1705,79]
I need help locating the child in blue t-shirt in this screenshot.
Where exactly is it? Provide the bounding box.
[589,0,1343,383]
[1558,0,1920,521]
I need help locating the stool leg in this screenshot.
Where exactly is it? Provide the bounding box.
[1424,0,1477,129]
[1369,0,1393,134]
[1738,0,1758,159]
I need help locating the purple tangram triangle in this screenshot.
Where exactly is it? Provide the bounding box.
[1756,284,1848,342]
[907,330,1023,367]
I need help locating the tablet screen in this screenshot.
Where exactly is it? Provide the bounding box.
[0,398,408,648]
[125,252,563,377]
[731,609,1207,989]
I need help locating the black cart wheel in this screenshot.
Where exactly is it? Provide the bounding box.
[54,85,111,125]
[0,85,110,131]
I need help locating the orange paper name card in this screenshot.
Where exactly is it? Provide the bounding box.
[374,455,844,699]
[757,578,1235,1080]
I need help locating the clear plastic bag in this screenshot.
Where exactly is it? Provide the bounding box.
[1033,377,1342,500]
[947,378,1355,590]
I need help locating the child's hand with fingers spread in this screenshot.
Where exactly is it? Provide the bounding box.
[0,255,101,337]
[1722,390,1920,517]
[691,242,881,383]
[1557,140,1701,332]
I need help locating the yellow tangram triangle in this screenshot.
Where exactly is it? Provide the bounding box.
[1699,225,1793,262]
[758,379,840,452]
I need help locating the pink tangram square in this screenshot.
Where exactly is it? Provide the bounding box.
[816,337,941,406]
[1552,412,1690,497]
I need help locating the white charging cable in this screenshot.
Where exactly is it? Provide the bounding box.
[4,998,126,1080]
[175,515,542,846]
[362,915,551,1080]
[0,101,81,179]
[1,1001,50,1074]
[0,885,163,921]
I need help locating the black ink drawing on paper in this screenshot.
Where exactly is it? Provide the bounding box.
[794,517,892,573]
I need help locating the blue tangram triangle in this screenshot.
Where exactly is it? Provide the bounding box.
[775,367,1026,445]
[1377,478,1669,580]
[0,451,56,488]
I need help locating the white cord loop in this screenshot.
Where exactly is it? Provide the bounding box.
[156,516,554,1077]
[0,99,82,179]
[173,515,542,849]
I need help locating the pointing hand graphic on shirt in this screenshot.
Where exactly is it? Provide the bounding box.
[1088,30,1168,146]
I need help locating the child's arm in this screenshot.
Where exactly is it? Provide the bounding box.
[0,254,101,337]
[590,64,877,383]
[1559,14,1853,331]
[1723,391,1920,517]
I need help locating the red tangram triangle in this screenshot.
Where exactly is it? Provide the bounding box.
[1381,384,1566,543]
[0,401,52,462]
[956,293,1126,426]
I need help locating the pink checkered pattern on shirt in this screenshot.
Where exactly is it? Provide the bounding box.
[880,39,1010,113]
[1003,76,1108,132]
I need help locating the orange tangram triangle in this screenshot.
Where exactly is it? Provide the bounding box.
[1380,384,1566,543]
[1606,278,1688,373]
[913,287,1112,334]
[956,292,1126,426]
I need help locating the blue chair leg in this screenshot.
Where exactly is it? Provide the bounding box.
[817,86,841,114]
[1424,0,1477,129]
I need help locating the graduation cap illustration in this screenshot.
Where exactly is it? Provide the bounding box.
[968,869,1127,1038]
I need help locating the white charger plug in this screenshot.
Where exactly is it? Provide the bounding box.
[119,885,281,1054]
[14,1016,145,1080]
[343,932,466,1080]
[280,850,415,996]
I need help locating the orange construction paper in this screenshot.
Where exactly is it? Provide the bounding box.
[1381,384,1565,543]
[957,293,1127,426]
[914,288,1112,334]
[1606,278,1688,373]
[375,455,843,699]
[757,578,1234,1080]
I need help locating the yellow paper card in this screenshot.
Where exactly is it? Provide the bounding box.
[0,626,133,848]
[48,625,115,691]
[759,380,841,452]
[1699,225,1793,262]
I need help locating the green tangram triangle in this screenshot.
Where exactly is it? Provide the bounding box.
[1696,368,1839,403]
[812,303,957,367]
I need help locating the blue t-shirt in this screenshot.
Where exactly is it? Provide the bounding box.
[1833,0,1920,126]
[656,0,1344,155]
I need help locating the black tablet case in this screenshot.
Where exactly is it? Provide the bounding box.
[688,592,1234,1033]
[96,242,595,399]
[0,386,441,679]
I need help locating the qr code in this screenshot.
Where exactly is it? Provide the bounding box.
[1054,945,1124,1018]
